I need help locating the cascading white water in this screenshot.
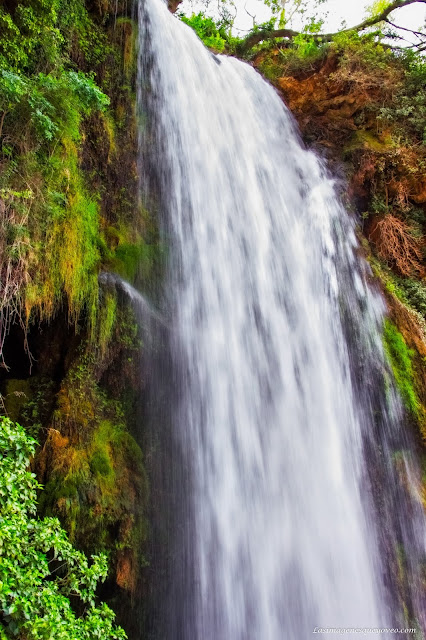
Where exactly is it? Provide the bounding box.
[99,271,168,330]
[137,1,426,638]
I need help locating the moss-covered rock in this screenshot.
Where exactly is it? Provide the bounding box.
[0,4,158,635]
[383,318,422,419]
[28,295,149,590]
[2,378,32,421]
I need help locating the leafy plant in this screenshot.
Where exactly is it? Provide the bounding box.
[0,0,128,358]
[366,0,392,17]
[0,416,126,639]
[0,2,62,73]
[399,279,426,319]
[378,53,426,144]
[180,13,228,51]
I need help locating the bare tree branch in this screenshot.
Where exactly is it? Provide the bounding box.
[238,0,426,53]
[244,2,256,28]
[385,18,426,38]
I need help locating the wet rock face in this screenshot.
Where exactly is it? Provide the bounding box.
[86,0,134,17]
[254,51,388,149]
[254,49,426,235]
[276,57,362,141]
[254,53,358,145]
[167,0,182,12]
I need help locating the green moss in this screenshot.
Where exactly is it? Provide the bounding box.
[101,111,117,158]
[383,319,421,417]
[0,84,108,349]
[114,18,137,82]
[370,257,426,338]
[112,241,159,283]
[256,41,325,83]
[3,379,32,422]
[113,243,146,282]
[0,0,151,614]
[256,51,284,84]
[34,316,148,575]
[97,290,118,354]
[0,1,124,360]
[90,448,114,477]
[41,387,147,552]
[21,141,101,329]
[100,214,163,289]
[345,130,394,154]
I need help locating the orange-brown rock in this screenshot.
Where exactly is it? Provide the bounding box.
[168,0,182,13]
[257,49,426,230]
[254,52,380,146]
[36,429,70,482]
[116,551,137,594]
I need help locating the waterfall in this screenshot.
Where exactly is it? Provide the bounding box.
[137,1,426,638]
[99,271,168,330]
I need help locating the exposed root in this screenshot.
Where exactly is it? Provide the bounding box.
[369,213,424,277]
[0,191,34,368]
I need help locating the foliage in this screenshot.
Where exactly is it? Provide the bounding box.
[383,319,421,417]
[0,1,113,360]
[0,69,109,147]
[378,53,426,144]
[290,32,320,56]
[321,34,426,295]
[366,0,392,18]
[263,0,328,26]
[20,378,57,438]
[57,0,111,68]
[256,42,323,80]
[180,13,228,51]
[398,279,426,320]
[0,416,126,639]
[0,0,150,627]
[0,1,62,73]
[251,15,393,72]
[0,0,110,74]
[200,0,426,56]
[375,258,426,323]
[331,30,398,86]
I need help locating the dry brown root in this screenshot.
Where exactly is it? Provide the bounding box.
[369,213,424,277]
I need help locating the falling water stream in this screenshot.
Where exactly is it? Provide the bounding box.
[135,1,426,638]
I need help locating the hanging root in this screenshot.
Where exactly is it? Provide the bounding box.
[369,213,424,277]
[0,192,33,368]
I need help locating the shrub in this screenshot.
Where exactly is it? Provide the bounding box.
[180,13,227,52]
[0,416,126,639]
[378,52,426,144]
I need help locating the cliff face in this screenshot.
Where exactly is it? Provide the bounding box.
[255,48,426,211]
[0,1,159,630]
